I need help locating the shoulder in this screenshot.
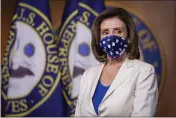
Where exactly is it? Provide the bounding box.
[79,63,103,92]
[132,59,155,73]
[81,63,103,83]
[84,63,104,74]
[129,59,157,89]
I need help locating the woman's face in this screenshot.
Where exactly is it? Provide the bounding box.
[100,16,128,39]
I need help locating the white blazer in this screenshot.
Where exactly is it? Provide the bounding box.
[75,57,158,117]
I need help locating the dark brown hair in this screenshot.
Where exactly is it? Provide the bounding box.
[91,7,140,62]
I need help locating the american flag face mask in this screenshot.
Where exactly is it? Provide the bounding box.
[99,35,128,59]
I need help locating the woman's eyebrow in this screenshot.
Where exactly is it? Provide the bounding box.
[113,27,124,30]
[101,27,124,30]
[101,29,109,32]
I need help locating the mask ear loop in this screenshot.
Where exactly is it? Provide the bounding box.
[124,37,131,60]
[96,41,100,45]
[96,39,107,62]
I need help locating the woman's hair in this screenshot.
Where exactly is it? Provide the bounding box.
[91,7,140,62]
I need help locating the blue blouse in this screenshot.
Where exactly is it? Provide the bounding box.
[92,80,110,115]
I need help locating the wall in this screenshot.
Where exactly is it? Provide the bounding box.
[1,0,176,116]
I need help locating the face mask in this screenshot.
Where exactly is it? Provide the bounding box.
[99,35,128,59]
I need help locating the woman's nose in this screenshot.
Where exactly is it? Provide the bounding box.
[109,31,116,36]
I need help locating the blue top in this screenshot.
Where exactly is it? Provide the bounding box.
[92,80,110,115]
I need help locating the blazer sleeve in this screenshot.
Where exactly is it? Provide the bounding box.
[75,69,88,116]
[131,65,158,116]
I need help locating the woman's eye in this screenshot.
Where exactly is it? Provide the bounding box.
[102,31,109,35]
[115,30,121,34]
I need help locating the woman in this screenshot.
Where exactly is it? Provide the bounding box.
[75,7,158,117]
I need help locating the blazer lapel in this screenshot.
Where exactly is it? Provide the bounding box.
[90,63,105,98]
[89,63,105,115]
[102,57,135,102]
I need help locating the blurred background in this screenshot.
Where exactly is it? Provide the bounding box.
[1,0,176,117]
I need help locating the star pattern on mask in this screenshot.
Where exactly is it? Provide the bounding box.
[99,35,128,58]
